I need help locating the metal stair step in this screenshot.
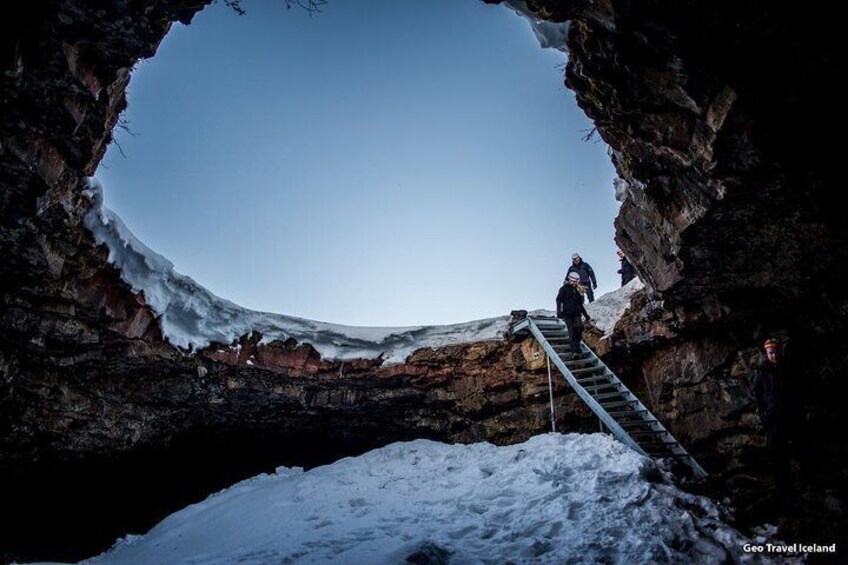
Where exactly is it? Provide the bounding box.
[601,399,640,409]
[651,452,694,461]
[630,429,671,438]
[593,391,632,401]
[564,358,595,367]
[640,436,678,445]
[566,362,597,370]
[618,418,656,428]
[642,444,677,454]
[582,382,624,393]
[646,450,683,458]
[559,354,585,362]
[571,366,605,375]
[576,376,612,386]
[643,446,680,456]
[610,409,650,420]
[565,355,595,369]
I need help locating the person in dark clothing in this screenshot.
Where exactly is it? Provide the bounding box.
[566,253,597,302]
[752,337,792,490]
[556,272,591,359]
[617,250,635,286]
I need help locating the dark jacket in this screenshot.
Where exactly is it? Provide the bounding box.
[556,283,589,319]
[618,258,635,286]
[567,261,597,288]
[752,360,787,422]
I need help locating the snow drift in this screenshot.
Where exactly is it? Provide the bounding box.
[587,278,644,336]
[82,178,640,364]
[82,178,510,364]
[62,433,783,565]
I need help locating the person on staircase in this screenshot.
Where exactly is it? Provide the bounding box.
[556,272,591,359]
[617,249,636,286]
[567,253,598,302]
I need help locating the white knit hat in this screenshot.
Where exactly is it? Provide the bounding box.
[567,272,581,281]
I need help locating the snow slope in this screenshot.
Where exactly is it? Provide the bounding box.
[530,279,643,337]
[82,178,509,364]
[82,177,640,363]
[58,433,784,565]
[587,278,644,336]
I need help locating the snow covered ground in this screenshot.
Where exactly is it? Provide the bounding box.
[34,433,786,565]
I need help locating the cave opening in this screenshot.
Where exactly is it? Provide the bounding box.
[95,0,620,328]
[3,4,626,559]
[0,2,618,560]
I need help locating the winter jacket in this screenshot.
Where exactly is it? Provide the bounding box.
[618,258,635,286]
[567,261,597,289]
[752,361,787,422]
[556,283,589,319]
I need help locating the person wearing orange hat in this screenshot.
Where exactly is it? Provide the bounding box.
[752,337,792,490]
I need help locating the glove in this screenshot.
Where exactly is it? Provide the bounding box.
[593,283,598,289]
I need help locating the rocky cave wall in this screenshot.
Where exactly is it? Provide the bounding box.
[2,0,846,561]
[556,0,847,549]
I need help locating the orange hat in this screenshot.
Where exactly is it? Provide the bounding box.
[763,338,780,350]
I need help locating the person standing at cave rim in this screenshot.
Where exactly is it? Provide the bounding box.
[566,253,598,302]
[752,337,794,493]
[617,249,636,287]
[556,272,591,359]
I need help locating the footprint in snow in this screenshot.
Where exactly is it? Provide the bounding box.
[479,466,495,478]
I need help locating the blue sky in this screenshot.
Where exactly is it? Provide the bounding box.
[96,0,619,326]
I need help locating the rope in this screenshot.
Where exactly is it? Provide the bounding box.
[546,353,557,433]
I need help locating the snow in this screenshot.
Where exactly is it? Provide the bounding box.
[529,281,643,338]
[587,278,644,336]
[614,177,631,202]
[613,176,646,203]
[505,0,570,54]
[47,433,786,565]
[82,178,509,364]
[81,177,640,363]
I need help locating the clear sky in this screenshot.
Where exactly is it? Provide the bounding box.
[96,0,619,327]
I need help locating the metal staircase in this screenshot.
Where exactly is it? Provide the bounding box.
[511,315,707,478]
